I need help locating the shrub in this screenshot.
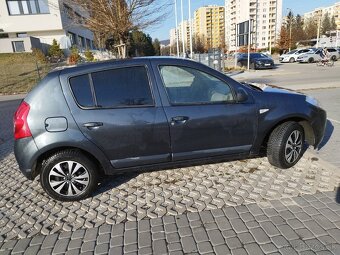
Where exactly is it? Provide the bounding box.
[31,48,47,63]
[48,39,63,59]
[68,46,81,65]
[84,49,94,62]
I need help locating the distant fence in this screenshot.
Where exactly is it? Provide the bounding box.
[192,49,228,72]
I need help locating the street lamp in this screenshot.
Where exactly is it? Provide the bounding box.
[287,8,292,52]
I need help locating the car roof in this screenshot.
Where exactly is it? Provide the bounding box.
[57,57,195,76]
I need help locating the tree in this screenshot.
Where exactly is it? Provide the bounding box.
[292,15,306,43]
[304,18,318,40]
[128,30,155,57]
[60,0,170,58]
[193,34,206,53]
[322,13,332,35]
[153,39,161,56]
[48,39,63,59]
[277,25,290,50]
[330,16,337,31]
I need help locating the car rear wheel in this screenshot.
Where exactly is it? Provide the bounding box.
[289,57,295,63]
[267,122,305,169]
[40,150,98,201]
[331,55,336,61]
[308,58,314,63]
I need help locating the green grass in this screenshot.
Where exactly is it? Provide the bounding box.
[0,53,56,94]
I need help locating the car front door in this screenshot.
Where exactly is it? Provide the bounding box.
[62,63,171,169]
[151,61,257,161]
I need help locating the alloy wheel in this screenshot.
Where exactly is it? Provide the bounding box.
[48,161,89,197]
[285,130,303,164]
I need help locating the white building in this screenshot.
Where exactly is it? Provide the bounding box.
[225,0,282,51]
[0,0,94,53]
[303,2,340,30]
[169,20,194,51]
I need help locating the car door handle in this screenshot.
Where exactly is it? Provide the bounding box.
[83,122,103,130]
[171,116,189,125]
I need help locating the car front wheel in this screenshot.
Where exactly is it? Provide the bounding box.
[40,150,98,201]
[267,122,305,169]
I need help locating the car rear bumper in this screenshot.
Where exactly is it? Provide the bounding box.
[14,137,39,180]
[310,107,327,148]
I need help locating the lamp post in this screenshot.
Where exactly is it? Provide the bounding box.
[180,0,185,57]
[174,0,180,57]
[188,0,193,58]
[287,8,292,52]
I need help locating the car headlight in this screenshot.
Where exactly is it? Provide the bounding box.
[306,95,320,107]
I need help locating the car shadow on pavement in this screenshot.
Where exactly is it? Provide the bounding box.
[317,120,334,150]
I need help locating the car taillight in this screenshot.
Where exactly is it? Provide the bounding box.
[14,101,32,140]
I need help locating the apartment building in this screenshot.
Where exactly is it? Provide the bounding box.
[225,0,282,51]
[169,20,194,52]
[303,2,340,30]
[0,0,94,53]
[194,5,225,49]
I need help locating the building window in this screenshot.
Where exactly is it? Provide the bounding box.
[17,32,27,38]
[68,32,77,45]
[6,0,50,15]
[12,41,25,52]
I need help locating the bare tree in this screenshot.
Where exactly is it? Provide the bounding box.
[59,0,170,58]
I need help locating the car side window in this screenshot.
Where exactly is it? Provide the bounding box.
[91,66,153,108]
[70,74,95,107]
[159,65,234,105]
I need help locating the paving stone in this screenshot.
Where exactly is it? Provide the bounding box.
[244,243,263,255]
[271,235,290,248]
[223,207,239,219]
[125,222,137,230]
[138,231,151,248]
[108,246,123,255]
[192,228,209,243]
[111,224,124,237]
[167,242,182,252]
[139,247,152,255]
[295,228,315,240]
[52,239,69,254]
[279,246,299,255]
[99,224,112,235]
[12,239,30,254]
[23,245,40,255]
[84,228,99,242]
[304,220,327,237]
[207,229,224,246]
[225,237,242,249]
[37,248,53,255]
[313,214,335,230]
[237,232,254,244]
[197,241,213,254]
[178,227,192,237]
[30,236,45,246]
[41,234,58,249]
[181,236,197,253]
[230,248,247,255]
[260,243,277,253]
[305,238,326,252]
[124,230,137,245]
[68,239,82,250]
[215,217,231,230]
[166,233,180,244]
[110,236,123,248]
[138,220,151,232]
[81,241,96,253]
[239,212,255,222]
[176,215,190,228]
[222,230,236,239]
[213,244,230,255]
[71,229,85,240]
[259,221,280,237]
[286,219,304,230]
[327,229,340,243]
[250,227,270,244]
[229,219,247,233]
[277,224,299,240]
[95,243,109,255]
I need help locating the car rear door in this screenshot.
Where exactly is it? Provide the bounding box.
[151,59,257,161]
[60,62,171,169]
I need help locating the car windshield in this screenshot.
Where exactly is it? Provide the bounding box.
[287,50,297,54]
[251,53,268,58]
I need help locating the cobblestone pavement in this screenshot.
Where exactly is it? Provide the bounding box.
[0,136,340,254]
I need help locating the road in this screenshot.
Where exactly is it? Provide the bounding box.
[232,60,340,90]
[0,99,20,144]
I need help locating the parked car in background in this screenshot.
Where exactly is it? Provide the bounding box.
[325,48,340,61]
[237,53,275,69]
[279,48,314,63]
[14,58,326,201]
[297,48,323,63]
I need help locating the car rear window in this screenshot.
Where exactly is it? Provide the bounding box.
[69,74,94,107]
[91,66,153,108]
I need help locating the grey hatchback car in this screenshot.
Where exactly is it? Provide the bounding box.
[14,57,327,201]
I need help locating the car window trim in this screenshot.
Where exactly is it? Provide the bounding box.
[157,64,237,107]
[68,64,156,110]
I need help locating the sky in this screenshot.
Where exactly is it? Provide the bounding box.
[145,0,340,41]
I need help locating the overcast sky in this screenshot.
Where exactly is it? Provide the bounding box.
[145,0,339,41]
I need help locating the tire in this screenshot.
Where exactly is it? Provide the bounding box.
[289,57,295,63]
[267,122,305,169]
[308,58,314,63]
[40,150,99,201]
[331,55,336,61]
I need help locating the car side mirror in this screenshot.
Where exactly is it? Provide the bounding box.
[236,89,248,102]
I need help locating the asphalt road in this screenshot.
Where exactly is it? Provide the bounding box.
[233,60,340,90]
[0,99,20,144]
